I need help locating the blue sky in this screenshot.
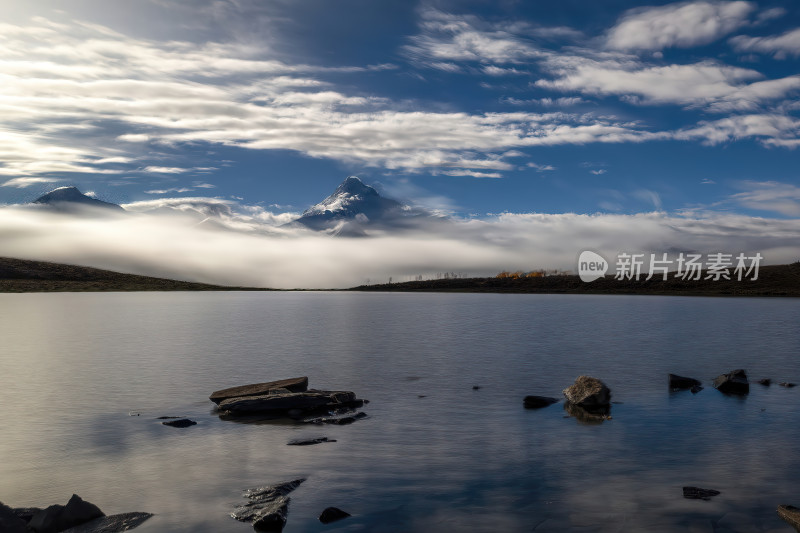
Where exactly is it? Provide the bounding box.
[1,0,799,218]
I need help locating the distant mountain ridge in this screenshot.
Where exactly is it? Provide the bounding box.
[34,187,124,211]
[0,256,267,292]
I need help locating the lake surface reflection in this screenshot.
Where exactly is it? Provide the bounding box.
[1,292,798,532]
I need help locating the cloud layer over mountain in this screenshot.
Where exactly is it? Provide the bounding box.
[1,199,797,289]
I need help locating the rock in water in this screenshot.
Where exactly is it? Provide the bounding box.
[287,437,336,446]
[778,505,800,530]
[780,382,797,388]
[60,512,153,532]
[669,374,702,390]
[683,487,720,500]
[757,378,771,386]
[28,495,104,533]
[210,377,309,404]
[523,395,559,409]
[563,376,611,410]
[713,369,749,395]
[232,479,305,532]
[161,418,197,428]
[319,507,351,524]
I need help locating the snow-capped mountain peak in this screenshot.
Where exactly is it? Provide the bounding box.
[296,177,403,231]
[302,176,384,217]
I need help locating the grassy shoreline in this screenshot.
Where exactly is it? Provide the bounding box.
[0,257,270,293]
[351,262,800,297]
[2,257,798,296]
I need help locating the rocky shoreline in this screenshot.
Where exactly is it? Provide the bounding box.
[0,495,151,533]
[6,370,797,532]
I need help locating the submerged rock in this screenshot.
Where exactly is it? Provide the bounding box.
[669,374,702,391]
[683,487,720,500]
[523,395,559,409]
[61,512,153,532]
[563,376,611,410]
[758,378,771,386]
[210,377,309,405]
[287,437,336,446]
[778,505,800,530]
[319,507,351,524]
[161,418,196,428]
[305,412,367,425]
[713,369,749,395]
[780,382,797,388]
[690,385,703,394]
[232,479,305,532]
[28,494,104,533]
[564,402,611,425]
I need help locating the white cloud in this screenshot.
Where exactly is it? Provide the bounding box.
[436,170,502,178]
[605,1,756,51]
[527,162,555,172]
[590,169,607,175]
[729,181,800,216]
[2,176,65,188]
[756,7,787,23]
[502,96,586,107]
[536,55,800,113]
[482,65,526,76]
[675,113,800,147]
[633,189,663,210]
[142,166,191,174]
[144,187,194,194]
[730,28,800,58]
[0,16,668,181]
[404,9,544,65]
[0,205,797,288]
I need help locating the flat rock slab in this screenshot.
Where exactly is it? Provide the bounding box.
[778,505,800,530]
[780,382,797,388]
[523,395,559,409]
[669,374,702,390]
[287,437,336,446]
[161,418,196,428]
[683,486,720,500]
[61,512,153,532]
[713,369,749,395]
[210,377,309,404]
[219,390,360,415]
[232,479,305,532]
[319,507,351,524]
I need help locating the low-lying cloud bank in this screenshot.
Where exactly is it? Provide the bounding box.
[0,205,798,289]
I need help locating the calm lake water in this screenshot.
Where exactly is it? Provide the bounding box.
[1,292,799,532]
